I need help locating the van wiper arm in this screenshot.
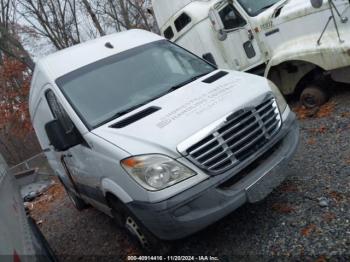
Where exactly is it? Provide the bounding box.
[165,72,211,94]
[111,102,149,119]
[107,72,211,122]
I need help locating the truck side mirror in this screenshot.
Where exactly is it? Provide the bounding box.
[45,120,82,152]
[310,0,323,8]
[218,29,228,41]
[209,9,224,32]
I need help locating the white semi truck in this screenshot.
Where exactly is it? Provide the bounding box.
[152,0,350,108]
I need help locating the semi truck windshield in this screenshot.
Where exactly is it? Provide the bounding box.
[237,0,281,16]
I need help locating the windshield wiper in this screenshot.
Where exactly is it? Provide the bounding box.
[111,102,149,119]
[165,72,212,95]
[106,72,212,122]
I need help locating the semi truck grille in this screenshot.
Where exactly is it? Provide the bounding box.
[185,97,282,174]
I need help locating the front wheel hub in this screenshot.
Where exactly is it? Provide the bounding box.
[304,95,317,107]
[125,216,150,250]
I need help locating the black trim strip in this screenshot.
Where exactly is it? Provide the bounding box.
[202,71,228,84]
[111,106,161,128]
[245,63,266,76]
[265,28,280,37]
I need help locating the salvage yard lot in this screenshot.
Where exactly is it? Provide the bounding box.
[30,85,350,261]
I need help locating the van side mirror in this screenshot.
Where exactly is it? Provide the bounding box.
[45,120,82,152]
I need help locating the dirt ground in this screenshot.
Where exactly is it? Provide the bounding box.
[30,85,350,262]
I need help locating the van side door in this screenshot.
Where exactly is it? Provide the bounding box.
[211,3,263,71]
[46,89,103,202]
[45,89,109,209]
[45,89,83,195]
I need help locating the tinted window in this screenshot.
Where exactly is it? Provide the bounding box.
[174,13,191,32]
[46,90,75,132]
[56,40,215,128]
[163,26,174,39]
[219,5,246,30]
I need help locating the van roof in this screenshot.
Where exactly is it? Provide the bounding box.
[35,29,163,80]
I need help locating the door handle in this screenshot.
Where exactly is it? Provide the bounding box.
[248,29,254,41]
[64,153,73,158]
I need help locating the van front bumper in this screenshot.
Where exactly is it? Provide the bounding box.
[127,111,299,240]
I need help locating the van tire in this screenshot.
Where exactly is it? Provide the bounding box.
[108,197,171,255]
[58,177,88,211]
[300,85,328,108]
[66,189,88,211]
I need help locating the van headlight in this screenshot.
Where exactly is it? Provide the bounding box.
[268,80,288,113]
[121,155,196,191]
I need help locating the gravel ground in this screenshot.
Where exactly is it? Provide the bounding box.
[31,85,350,261]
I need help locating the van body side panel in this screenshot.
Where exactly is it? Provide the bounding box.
[31,86,71,187]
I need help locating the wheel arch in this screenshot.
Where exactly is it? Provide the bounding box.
[265,58,326,96]
[101,178,133,204]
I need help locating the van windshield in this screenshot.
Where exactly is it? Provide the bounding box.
[56,40,215,129]
[237,0,281,16]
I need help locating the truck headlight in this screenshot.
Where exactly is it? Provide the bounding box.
[268,80,288,113]
[121,155,196,191]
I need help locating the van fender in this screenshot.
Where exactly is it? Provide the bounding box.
[101,178,133,204]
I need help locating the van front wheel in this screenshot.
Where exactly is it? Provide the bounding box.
[58,177,88,211]
[65,189,88,211]
[108,198,171,254]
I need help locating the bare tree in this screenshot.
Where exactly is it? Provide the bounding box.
[82,0,106,36]
[17,0,82,50]
[0,0,34,70]
[103,0,155,32]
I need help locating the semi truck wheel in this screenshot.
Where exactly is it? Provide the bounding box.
[300,85,328,108]
[108,197,171,254]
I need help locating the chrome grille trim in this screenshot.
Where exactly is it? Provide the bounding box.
[181,96,282,174]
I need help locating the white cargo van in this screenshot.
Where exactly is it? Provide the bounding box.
[0,154,56,261]
[152,0,350,108]
[29,29,299,251]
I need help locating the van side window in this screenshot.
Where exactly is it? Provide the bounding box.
[45,90,74,132]
[219,5,246,30]
[174,13,191,32]
[163,26,174,39]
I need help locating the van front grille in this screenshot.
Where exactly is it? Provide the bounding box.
[185,97,282,174]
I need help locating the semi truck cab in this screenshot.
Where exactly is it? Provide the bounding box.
[153,0,350,108]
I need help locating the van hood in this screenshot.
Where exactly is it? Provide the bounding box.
[92,70,271,157]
